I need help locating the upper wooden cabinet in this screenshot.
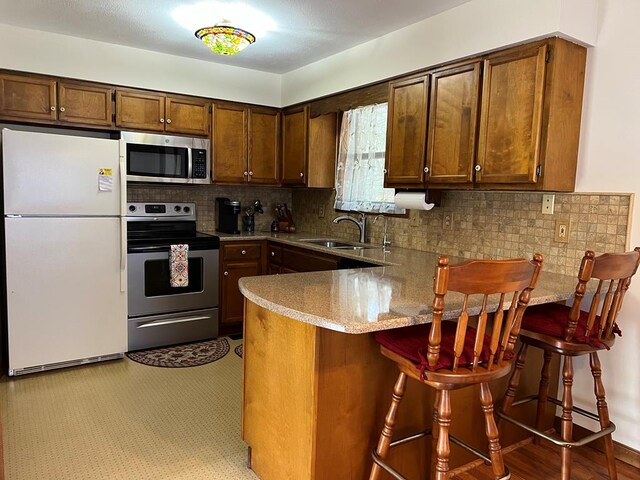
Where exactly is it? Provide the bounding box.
[0,73,114,128]
[384,75,429,188]
[282,105,337,188]
[476,38,586,191]
[426,62,481,185]
[476,45,547,185]
[282,106,309,186]
[385,37,586,192]
[212,102,247,183]
[115,88,209,136]
[212,102,280,185]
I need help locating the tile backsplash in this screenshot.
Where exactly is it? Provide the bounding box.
[128,184,292,233]
[292,189,633,275]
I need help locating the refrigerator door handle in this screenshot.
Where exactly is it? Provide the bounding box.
[119,150,127,293]
[120,217,127,292]
[119,151,127,218]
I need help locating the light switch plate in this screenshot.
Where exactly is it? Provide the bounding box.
[554,219,570,243]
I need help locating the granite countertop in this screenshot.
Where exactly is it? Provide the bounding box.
[222,230,579,334]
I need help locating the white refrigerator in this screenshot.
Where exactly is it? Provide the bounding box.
[2,129,127,376]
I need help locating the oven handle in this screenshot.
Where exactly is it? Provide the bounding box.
[136,315,212,329]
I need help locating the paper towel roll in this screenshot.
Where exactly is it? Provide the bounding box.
[394,192,435,211]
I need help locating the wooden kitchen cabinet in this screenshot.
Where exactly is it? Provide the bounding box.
[279,244,340,272]
[282,105,337,187]
[282,105,308,185]
[248,106,281,185]
[212,103,280,185]
[385,38,585,192]
[384,74,429,188]
[219,241,265,331]
[0,73,114,127]
[165,95,211,136]
[267,243,283,274]
[426,62,481,185]
[212,102,247,183]
[476,44,547,185]
[475,38,586,191]
[116,88,209,136]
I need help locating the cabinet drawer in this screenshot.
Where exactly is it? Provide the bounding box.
[268,243,282,265]
[222,242,262,261]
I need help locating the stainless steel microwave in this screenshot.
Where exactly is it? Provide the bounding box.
[121,131,210,184]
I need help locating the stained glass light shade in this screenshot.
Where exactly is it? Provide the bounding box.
[195,26,256,55]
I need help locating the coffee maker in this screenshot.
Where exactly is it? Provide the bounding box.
[215,197,241,234]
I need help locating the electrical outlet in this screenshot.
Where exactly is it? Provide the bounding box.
[318,204,325,218]
[442,212,453,230]
[554,220,571,243]
[542,194,555,215]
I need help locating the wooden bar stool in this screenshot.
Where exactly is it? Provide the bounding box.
[497,248,640,480]
[370,254,543,480]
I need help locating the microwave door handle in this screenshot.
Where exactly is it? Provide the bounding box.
[187,148,193,181]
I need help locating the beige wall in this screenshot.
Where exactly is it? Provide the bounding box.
[0,23,282,106]
[571,0,640,448]
[281,0,598,105]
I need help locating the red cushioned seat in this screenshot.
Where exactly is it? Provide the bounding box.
[374,321,492,372]
[521,303,622,349]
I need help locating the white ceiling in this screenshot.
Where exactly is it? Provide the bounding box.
[0,0,472,74]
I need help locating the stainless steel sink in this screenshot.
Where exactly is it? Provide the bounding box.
[299,239,375,250]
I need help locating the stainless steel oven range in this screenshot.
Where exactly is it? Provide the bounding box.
[126,202,219,351]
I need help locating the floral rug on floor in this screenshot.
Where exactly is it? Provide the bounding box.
[234,344,243,358]
[126,338,230,368]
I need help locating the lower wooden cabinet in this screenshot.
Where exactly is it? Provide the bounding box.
[267,242,339,273]
[219,241,265,332]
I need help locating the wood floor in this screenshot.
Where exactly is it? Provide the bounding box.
[454,441,640,479]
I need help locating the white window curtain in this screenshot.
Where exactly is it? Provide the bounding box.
[334,103,403,214]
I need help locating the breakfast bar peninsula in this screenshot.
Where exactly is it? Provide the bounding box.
[239,244,580,480]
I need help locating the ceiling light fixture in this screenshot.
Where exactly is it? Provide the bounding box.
[195,22,256,56]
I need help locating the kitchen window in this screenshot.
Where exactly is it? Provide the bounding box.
[334,103,404,214]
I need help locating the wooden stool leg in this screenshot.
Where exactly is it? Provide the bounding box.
[560,355,574,480]
[431,390,441,480]
[534,350,554,445]
[499,343,528,420]
[369,371,407,480]
[590,352,618,480]
[480,382,506,479]
[435,389,452,480]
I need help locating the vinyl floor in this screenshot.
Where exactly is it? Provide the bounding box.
[2,338,639,479]
[0,337,257,480]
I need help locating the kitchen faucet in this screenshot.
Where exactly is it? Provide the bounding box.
[333,212,367,243]
[373,215,392,249]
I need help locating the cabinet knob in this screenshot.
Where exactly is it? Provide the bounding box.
[160,118,165,123]
[166,118,172,124]
[50,106,56,111]
[59,107,66,112]
[475,165,482,172]
[383,168,388,174]
[424,167,429,173]
[241,250,247,255]
[299,172,304,177]
[244,171,248,176]
[271,251,275,257]
[249,171,253,176]
[224,271,229,276]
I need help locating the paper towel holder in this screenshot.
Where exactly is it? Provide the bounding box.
[396,189,442,207]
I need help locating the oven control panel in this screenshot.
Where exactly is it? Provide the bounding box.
[126,203,196,221]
